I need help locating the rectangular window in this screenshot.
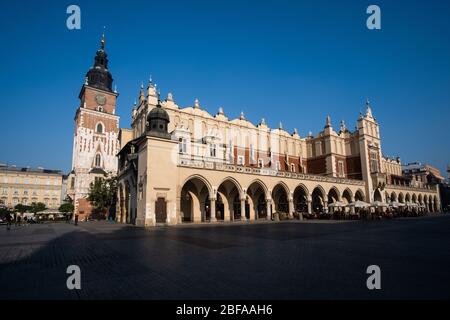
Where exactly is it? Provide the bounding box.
[238,156,244,166]
[338,161,344,177]
[290,163,295,173]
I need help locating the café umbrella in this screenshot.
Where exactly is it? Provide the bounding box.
[349,200,371,208]
[371,201,389,208]
[328,201,347,208]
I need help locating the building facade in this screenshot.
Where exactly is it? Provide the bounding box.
[0,164,63,209]
[116,80,441,227]
[67,35,120,219]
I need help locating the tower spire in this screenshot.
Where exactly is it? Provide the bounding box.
[101,27,105,50]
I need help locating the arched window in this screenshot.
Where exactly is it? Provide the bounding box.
[95,154,101,167]
[96,123,103,134]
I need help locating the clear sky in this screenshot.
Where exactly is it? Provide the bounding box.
[0,0,449,176]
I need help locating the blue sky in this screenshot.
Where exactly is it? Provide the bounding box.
[0,0,449,175]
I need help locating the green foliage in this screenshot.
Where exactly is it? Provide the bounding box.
[0,207,13,219]
[59,202,74,213]
[30,202,47,214]
[88,177,117,218]
[14,204,32,213]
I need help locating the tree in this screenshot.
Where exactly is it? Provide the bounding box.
[30,202,46,214]
[15,204,32,214]
[59,202,74,214]
[88,177,117,219]
[0,207,13,220]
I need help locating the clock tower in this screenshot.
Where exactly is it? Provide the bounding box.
[68,34,120,219]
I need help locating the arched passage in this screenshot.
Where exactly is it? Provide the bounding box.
[247,180,268,220]
[180,176,212,223]
[398,193,405,204]
[405,193,411,203]
[312,186,326,215]
[218,178,243,221]
[390,192,397,203]
[327,187,340,204]
[272,183,289,218]
[293,184,309,216]
[373,189,382,202]
[342,189,352,204]
[355,189,365,202]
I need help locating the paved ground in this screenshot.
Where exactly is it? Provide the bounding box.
[1,215,450,300]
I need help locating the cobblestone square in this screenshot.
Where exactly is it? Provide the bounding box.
[1,215,450,299]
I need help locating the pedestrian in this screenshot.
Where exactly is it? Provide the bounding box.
[74,214,78,226]
[6,213,12,231]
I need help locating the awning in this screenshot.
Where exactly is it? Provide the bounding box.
[371,201,389,207]
[328,201,347,208]
[349,200,371,208]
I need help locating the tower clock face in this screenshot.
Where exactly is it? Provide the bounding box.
[95,94,107,106]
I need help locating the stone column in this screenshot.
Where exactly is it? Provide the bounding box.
[210,198,217,222]
[240,198,247,221]
[288,197,294,219]
[266,199,272,221]
[324,202,329,214]
[350,196,355,215]
[307,197,312,215]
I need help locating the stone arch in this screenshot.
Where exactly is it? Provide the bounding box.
[373,189,383,202]
[218,177,244,221]
[327,186,341,204]
[390,191,397,202]
[311,185,326,214]
[247,179,269,220]
[342,188,352,204]
[405,193,411,203]
[218,176,244,198]
[342,188,353,202]
[355,189,365,202]
[180,175,212,223]
[412,194,417,203]
[293,184,309,215]
[180,174,213,198]
[398,192,405,203]
[272,182,290,216]
[418,194,423,204]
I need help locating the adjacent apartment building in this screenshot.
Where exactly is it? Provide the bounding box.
[0,164,64,209]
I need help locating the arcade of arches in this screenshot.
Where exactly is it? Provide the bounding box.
[174,173,440,223]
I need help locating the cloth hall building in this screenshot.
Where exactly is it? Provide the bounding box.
[68,37,441,225]
[116,81,441,226]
